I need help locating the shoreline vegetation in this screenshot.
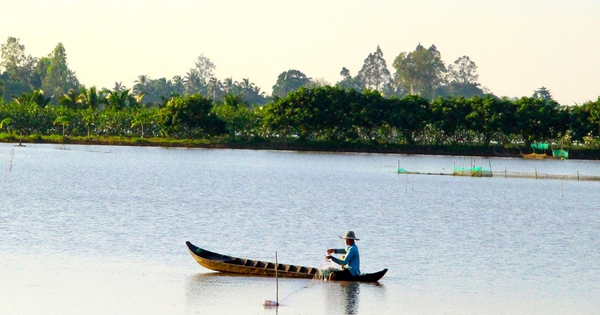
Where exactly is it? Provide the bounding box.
[3,133,600,161]
[3,38,600,161]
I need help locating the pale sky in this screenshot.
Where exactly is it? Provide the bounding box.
[2,0,599,105]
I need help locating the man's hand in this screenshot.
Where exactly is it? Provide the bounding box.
[326,249,334,254]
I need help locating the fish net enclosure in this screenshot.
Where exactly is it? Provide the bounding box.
[453,167,493,177]
[491,169,600,181]
[398,165,600,182]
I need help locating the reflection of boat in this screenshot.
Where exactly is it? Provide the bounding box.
[186,241,388,282]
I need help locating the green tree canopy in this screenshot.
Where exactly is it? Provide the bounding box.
[336,67,363,91]
[357,46,392,91]
[393,44,446,99]
[157,94,226,138]
[442,56,485,98]
[41,43,79,99]
[271,69,311,98]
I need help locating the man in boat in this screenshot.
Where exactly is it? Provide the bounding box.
[325,230,360,280]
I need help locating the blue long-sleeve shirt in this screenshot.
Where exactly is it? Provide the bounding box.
[331,243,361,276]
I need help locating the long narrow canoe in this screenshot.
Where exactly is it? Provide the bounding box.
[186,241,387,282]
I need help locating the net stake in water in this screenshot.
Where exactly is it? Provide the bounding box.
[262,251,280,307]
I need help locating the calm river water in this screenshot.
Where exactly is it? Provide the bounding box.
[1,143,599,315]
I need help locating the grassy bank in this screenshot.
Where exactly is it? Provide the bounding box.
[2,133,599,160]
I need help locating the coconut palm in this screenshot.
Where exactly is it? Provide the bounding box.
[53,114,71,137]
[113,81,126,92]
[78,86,102,110]
[12,89,51,107]
[133,75,150,95]
[239,78,255,90]
[184,70,203,94]
[58,89,81,110]
[207,77,223,101]
[131,107,153,138]
[172,75,185,95]
[103,88,134,110]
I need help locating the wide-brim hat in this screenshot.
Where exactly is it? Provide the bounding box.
[340,230,359,240]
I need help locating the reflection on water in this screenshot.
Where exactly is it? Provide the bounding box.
[324,282,387,315]
[185,271,389,315]
[340,282,360,315]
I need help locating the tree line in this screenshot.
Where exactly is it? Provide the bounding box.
[1,37,490,105]
[2,85,600,150]
[1,36,600,151]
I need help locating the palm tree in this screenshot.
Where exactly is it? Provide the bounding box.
[113,81,126,92]
[223,93,248,108]
[131,107,153,138]
[103,88,133,110]
[184,70,203,94]
[133,75,150,95]
[172,75,185,95]
[12,90,51,107]
[240,78,255,90]
[207,77,223,101]
[58,89,81,110]
[53,114,71,137]
[81,107,97,140]
[78,86,101,110]
[223,77,240,95]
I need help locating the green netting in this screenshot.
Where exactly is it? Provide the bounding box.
[453,167,492,177]
[552,149,569,158]
[454,166,482,172]
[531,143,549,150]
[397,168,408,173]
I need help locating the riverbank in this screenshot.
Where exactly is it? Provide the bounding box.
[2,133,599,160]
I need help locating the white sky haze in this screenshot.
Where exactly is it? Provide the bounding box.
[2,0,599,105]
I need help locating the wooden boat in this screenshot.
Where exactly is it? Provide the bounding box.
[186,241,387,282]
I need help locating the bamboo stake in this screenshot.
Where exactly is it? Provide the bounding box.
[275,251,279,306]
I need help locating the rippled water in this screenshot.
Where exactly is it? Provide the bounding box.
[1,143,599,314]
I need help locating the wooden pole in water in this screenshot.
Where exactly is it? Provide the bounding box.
[275,251,279,306]
[453,159,455,176]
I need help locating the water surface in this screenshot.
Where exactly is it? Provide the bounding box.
[1,144,598,314]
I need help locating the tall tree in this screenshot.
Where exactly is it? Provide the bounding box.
[272,69,311,98]
[532,86,554,104]
[0,37,26,77]
[357,46,392,91]
[0,37,38,99]
[193,54,216,84]
[444,56,485,98]
[393,44,446,99]
[336,67,363,91]
[41,43,79,99]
